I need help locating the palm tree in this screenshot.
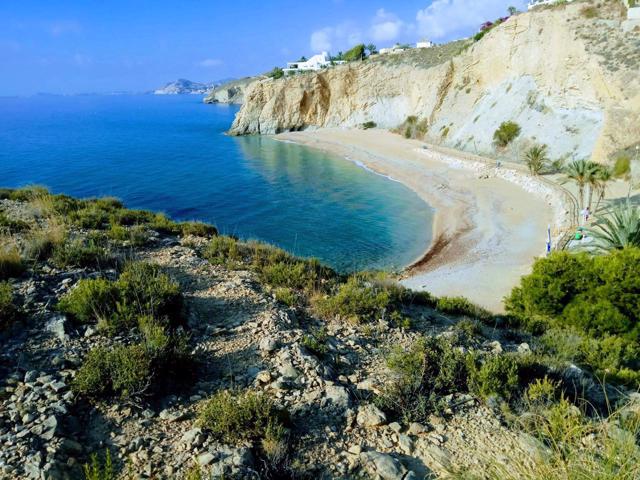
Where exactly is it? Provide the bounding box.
[593,165,612,213]
[524,144,548,175]
[586,201,640,252]
[563,159,599,210]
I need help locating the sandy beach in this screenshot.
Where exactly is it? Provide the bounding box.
[277,128,573,313]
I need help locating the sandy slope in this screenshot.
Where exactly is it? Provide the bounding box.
[276,128,572,313]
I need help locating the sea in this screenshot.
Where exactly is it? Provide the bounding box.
[0,94,432,272]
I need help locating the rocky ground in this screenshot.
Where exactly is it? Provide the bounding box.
[0,194,545,480]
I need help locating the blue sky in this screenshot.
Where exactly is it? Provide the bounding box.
[0,0,527,96]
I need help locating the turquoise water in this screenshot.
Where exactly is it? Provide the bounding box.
[0,94,432,272]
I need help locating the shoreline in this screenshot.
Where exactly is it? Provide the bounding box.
[276,128,572,312]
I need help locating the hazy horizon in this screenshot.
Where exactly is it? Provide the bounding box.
[1,0,527,96]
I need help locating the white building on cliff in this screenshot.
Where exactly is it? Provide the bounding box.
[283,52,344,75]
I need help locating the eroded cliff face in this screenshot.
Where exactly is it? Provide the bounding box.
[230,2,640,161]
[203,77,259,105]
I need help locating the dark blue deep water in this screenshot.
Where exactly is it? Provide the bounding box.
[0,94,432,272]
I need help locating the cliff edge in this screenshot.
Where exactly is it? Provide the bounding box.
[230,1,640,162]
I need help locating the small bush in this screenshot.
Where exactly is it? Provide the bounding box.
[268,67,284,80]
[468,354,520,401]
[204,236,242,265]
[375,337,469,422]
[198,389,289,444]
[52,237,113,269]
[57,278,119,324]
[301,328,329,357]
[312,276,390,323]
[436,296,493,322]
[58,261,182,333]
[274,287,297,307]
[0,238,24,280]
[73,318,191,399]
[493,121,521,148]
[179,221,217,237]
[83,450,115,480]
[0,281,19,330]
[107,224,148,246]
[362,121,377,130]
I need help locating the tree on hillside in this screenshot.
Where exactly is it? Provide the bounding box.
[508,6,518,15]
[563,159,599,210]
[365,43,378,55]
[593,165,612,213]
[343,44,366,62]
[298,56,307,62]
[587,201,640,252]
[524,144,549,176]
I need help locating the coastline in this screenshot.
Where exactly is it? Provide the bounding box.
[276,128,571,312]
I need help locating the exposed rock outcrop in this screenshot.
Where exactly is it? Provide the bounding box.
[230,2,640,162]
[203,77,260,105]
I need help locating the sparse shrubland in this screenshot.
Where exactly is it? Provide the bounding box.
[58,261,182,334]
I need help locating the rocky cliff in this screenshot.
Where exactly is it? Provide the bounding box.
[230,1,640,162]
[203,77,260,105]
[153,78,214,95]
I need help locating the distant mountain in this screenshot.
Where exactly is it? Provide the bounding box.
[153,79,215,95]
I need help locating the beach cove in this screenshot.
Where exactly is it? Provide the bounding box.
[277,128,572,312]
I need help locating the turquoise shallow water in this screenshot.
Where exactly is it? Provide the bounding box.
[0,94,432,272]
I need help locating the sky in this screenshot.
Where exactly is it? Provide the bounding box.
[0,0,527,96]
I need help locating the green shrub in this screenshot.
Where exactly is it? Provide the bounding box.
[343,44,366,62]
[83,450,115,480]
[312,276,390,323]
[147,213,181,234]
[268,67,284,79]
[70,205,111,229]
[73,318,191,399]
[301,328,329,357]
[493,121,521,147]
[468,354,520,401]
[274,287,297,307]
[58,261,182,333]
[362,121,377,130]
[260,261,315,290]
[204,236,242,265]
[505,251,596,319]
[0,239,24,280]
[436,296,493,322]
[375,337,469,422]
[179,221,217,237]
[57,278,119,324]
[52,237,113,269]
[198,389,289,444]
[115,262,183,328]
[0,282,19,330]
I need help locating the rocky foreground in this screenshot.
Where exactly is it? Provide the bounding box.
[1,188,639,480]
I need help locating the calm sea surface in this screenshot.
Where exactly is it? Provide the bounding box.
[0,94,432,272]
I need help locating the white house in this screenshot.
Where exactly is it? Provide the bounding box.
[379,43,410,55]
[416,39,433,49]
[527,0,574,9]
[283,52,344,75]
